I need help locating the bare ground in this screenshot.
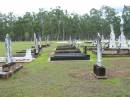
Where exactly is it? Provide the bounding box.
[69,59,130,80]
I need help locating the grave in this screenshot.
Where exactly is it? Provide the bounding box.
[31,34,50,49]
[0,34,23,78]
[93,33,106,79]
[13,49,34,62]
[17,33,44,56]
[30,33,44,57]
[50,44,90,61]
[50,53,90,61]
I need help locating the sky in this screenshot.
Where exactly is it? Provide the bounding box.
[0,0,130,16]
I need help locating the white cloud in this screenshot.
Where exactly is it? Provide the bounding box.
[0,0,130,16]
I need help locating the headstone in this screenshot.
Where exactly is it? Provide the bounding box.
[109,24,117,48]
[38,34,42,48]
[96,33,102,66]
[93,33,106,77]
[69,36,72,44]
[118,16,128,49]
[5,34,13,64]
[34,33,39,54]
[25,49,33,59]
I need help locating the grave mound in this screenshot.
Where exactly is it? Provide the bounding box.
[50,44,90,61]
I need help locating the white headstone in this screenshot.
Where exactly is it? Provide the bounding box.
[5,34,13,64]
[34,33,39,53]
[96,33,102,66]
[109,24,117,48]
[118,16,128,49]
[69,36,72,44]
[38,35,42,48]
[25,49,33,59]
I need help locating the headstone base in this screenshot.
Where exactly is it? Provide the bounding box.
[93,65,106,78]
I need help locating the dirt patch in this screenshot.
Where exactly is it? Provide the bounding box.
[108,59,130,78]
[106,69,130,78]
[111,59,130,66]
[69,69,130,80]
[69,69,96,80]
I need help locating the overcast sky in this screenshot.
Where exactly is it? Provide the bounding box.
[0,0,130,16]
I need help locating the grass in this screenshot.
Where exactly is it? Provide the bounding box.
[0,41,130,97]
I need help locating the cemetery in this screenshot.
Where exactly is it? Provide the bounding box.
[0,3,130,97]
[0,33,46,78]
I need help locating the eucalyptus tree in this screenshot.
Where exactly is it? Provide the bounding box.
[89,8,102,39]
[100,6,118,38]
[122,5,130,38]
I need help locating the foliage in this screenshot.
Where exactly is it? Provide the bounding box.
[0,6,130,41]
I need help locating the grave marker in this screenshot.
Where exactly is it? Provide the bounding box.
[38,34,42,48]
[5,34,13,64]
[93,33,106,78]
[34,33,39,54]
[118,16,128,49]
[109,24,116,48]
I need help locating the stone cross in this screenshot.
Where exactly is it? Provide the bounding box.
[5,34,13,64]
[96,33,102,66]
[34,33,39,53]
[109,24,116,48]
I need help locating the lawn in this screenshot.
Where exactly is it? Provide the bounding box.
[0,41,130,97]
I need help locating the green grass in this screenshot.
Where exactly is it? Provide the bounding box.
[0,41,130,97]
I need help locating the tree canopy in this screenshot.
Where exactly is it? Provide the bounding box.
[0,5,130,41]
